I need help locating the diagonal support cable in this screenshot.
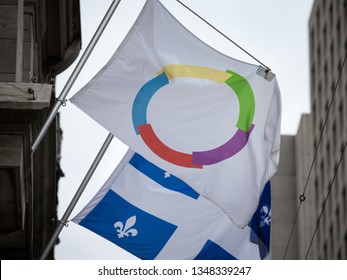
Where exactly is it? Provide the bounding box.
[176,0,271,71]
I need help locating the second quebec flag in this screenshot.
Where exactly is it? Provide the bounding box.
[71,0,281,227]
[73,150,271,260]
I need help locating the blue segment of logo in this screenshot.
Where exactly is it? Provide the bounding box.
[248,181,271,259]
[194,239,237,260]
[132,72,169,134]
[129,153,200,199]
[79,189,177,260]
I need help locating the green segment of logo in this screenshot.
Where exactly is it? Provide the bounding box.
[225,70,255,132]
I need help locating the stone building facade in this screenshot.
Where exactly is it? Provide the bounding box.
[0,0,81,259]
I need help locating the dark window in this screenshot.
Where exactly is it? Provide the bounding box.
[0,169,19,234]
[330,225,334,259]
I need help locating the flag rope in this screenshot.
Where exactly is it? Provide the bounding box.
[283,52,347,259]
[40,133,114,260]
[176,0,272,72]
[30,0,122,153]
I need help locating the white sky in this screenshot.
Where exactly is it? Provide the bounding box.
[54,0,314,259]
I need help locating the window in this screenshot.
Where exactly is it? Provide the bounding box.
[310,29,315,51]
[326,141,331,172]
[332,122,337,155]
[315,178,320,211]
[339,102,344,135]
[340,144,346,182]
[325,100,329,114]
[336,20,341,50]
[330,43,335,74]
[0,169,19,234]
[319,120,323,132]
[337,59,342,76]
[312,100,317,128]
[343,187,347,221]
[338,250,342,260]
[323,24,327,52]
[330,225,334,259]
[317,45,321,70]
[323,241,328,260]
[329,3,334,31]
[320,160,325,187]
[336,207,340,240]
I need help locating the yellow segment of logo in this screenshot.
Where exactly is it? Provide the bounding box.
[158,64,232,83]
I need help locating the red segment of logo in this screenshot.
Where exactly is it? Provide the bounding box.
[138,124,203,169]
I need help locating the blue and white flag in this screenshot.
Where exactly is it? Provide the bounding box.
[73,150,271,260]
[249,181,271,259]
[70,0,281,227]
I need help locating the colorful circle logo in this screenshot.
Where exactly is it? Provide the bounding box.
[132,65,255,169]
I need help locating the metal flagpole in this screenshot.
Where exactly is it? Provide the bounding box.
[31,0,122,153]
[40,133,114,260]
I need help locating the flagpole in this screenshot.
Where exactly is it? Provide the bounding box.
[31,0,122,153]
[40,133,114,260]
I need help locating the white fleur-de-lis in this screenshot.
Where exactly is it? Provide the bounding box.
[114,216,138,238]
[260,206,271,227]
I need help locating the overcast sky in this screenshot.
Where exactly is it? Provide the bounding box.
[54,0,314,259]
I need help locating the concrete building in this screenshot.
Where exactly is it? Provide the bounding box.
[304,0,347,260]
[270,134,299,259]
[0,0,81,259]
[271,0,347,260]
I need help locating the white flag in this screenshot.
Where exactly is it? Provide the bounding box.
[71,0,281,227]
[73,150,271,260]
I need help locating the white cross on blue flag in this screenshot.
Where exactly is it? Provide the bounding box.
[73,150,271,259]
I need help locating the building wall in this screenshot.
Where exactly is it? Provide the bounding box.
[270,0,347,260]
[271,135,298,259]
[294,114,316,259]
[259,0,347,260]
[0,0,81,259]
[305,0,347,259]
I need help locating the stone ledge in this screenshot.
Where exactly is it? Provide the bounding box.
[0,82,53,110]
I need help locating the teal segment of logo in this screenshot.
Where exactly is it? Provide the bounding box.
[132,72,169,135]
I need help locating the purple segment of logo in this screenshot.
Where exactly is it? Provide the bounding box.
[192,124,255,165]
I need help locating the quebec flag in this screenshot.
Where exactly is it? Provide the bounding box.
[71,0,281,227]
[73,150,271,260]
